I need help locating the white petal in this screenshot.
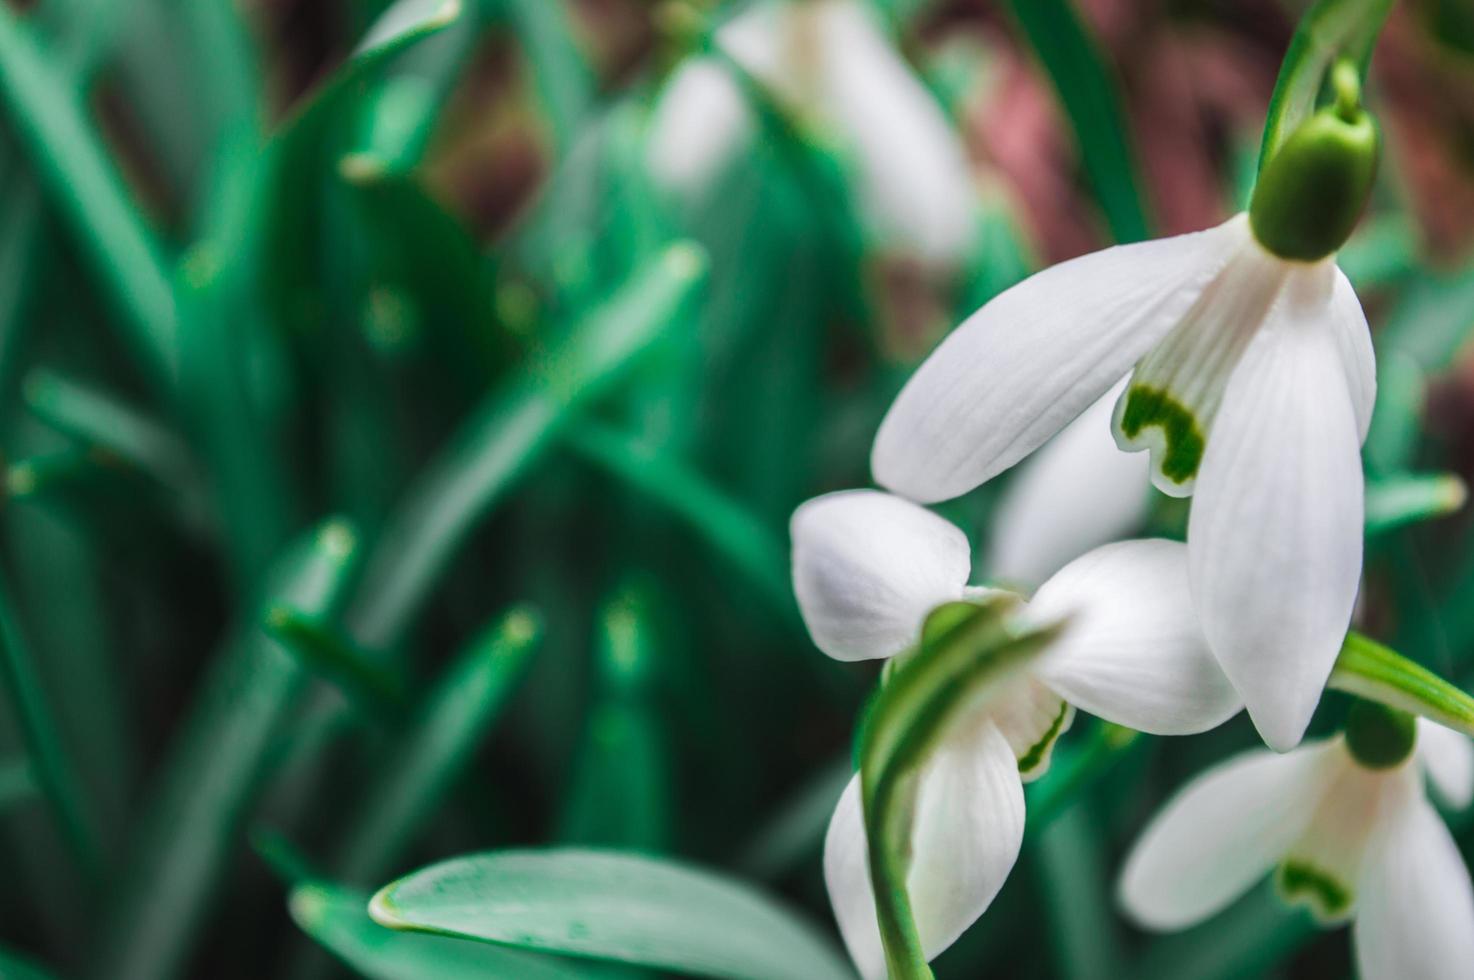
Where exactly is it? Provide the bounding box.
[1418,718,1474,810]
[791,490,970,661]
[645,58,753,199]
[1028,539,1241,735]
[983,380,1152,588]
[1119,743,1331,930]
[1329,265,1376,443]
[872,216,1248,504]
[824,720,1025,980]
[808,0,976,266]
[1354,794,1474,980]
[1187,266,1364,752]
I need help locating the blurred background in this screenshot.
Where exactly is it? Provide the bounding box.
[0,0,1472,977]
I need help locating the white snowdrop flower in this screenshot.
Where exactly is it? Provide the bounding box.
[1120,705,1474,980]
[645,0,977,267]
[871,81,1381,751]
[790,489,1241,979]
[983,378,1154,588]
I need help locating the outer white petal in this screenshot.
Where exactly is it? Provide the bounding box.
[1418,718,1474,810]
[983,380,1152,588]
[823,720,1024,980]
[1329,265,1376,443]
[810,0,976,266]
[791,490,970,661]
[1354,794,1474,980]
[872,216,1248,504]
[1028,539,1241,735]
[1118,743,1332,930]
[1188,265,1364,752]
[645,58,753,199]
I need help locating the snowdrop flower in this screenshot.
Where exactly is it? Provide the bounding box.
[646,0,977,267]
[983,379,1154,588]
[1121,703,1474,980]
[871,77,1381,750]
[791,489,1240,979]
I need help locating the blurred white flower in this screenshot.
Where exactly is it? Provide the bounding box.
[1120,712,1474,980]
[872,212,1374,751]
[790,489,1240,979]
[983,378,1153,588]
[645,0,978,267]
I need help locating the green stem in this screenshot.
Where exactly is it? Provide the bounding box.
[1328,630,1474,735]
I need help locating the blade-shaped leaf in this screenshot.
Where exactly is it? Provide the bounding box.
[370,848,856,980]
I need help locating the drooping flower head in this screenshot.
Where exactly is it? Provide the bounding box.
[791,490,1241,977]
[870,70,1381,751]
[645,0,978,268]
[1120,702,1474,980]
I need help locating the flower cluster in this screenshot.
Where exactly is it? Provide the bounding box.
[783,21,1474,980]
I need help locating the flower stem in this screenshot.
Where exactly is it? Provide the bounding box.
[1329,631,1474,736]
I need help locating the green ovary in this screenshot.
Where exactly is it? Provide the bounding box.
[1277,860,1353,919]
[1120,385,1205,485]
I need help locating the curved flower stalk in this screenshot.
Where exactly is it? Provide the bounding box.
[791,490,1241,978]
[1120,702,1474,980]
[644,0,977,268]
[871,67,1380,751]
[983,379,1153,588]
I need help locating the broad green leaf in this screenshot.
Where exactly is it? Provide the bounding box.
[1003,0,1149,242]
[1257,0,1393,171]
[1365,472,1466,538]
[291,882,596,980]
[93,520,361,980]
[345,242,708,651]
[370,848,856,980]
[1329,631,1474,736]
[332,607,543,884]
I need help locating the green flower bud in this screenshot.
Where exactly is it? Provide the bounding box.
[1344,699,1417,770]
[1249,61,1378,262]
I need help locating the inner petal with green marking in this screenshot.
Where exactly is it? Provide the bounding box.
[1275,859,1354,921]
[1110,235,1289,497]
[989,676,1074,783]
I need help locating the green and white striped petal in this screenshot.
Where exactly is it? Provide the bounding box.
[823,717,1024,980]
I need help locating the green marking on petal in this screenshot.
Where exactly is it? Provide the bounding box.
[1120,385,1206,486]
[1276,860,1354,921]
[1017,700,1071,777]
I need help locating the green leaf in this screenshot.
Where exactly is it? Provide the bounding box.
[559,586,669,851]
[291,882,596,980]
[1026,721,1140,831]
[500,0,595,156]
[0,5,178,392]
[332,606,543,884]
[0,755,36,812]
[564,423,794,622]
[1003,0,1149,242]
[370,848,856,980]
[94,520,362,980]
[0,943,58,980]
[1365,472,1467,538]
[857,597,1061,979]
[1329,631,1474,736]
[345,241,708,652]
[265,608,408,722]
[0,570,104,880]
[1257,0,1393,172]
